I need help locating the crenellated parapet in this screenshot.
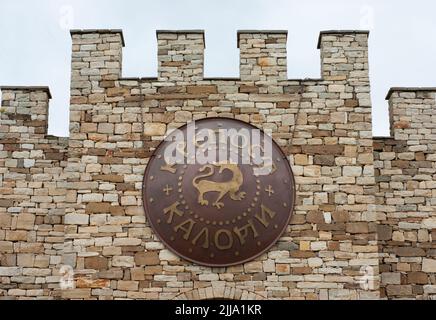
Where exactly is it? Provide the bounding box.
[238,30,288,83]
[374,87,436,299]
[62,28,380,301]
[157,30,205,83]
[2,27,435,300]
[68,29,370,85]
[0,86,52,138]
[70,29,124,94]
[386,87,436,140]
[0,86,67,299]
[0,86,67,155]
[318,30,370,82]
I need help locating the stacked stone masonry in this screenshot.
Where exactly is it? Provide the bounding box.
[0,87,68,299]
[375,88,436,299]
[0,29,434,300]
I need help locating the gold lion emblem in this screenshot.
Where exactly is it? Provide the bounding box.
[192,164,246,209]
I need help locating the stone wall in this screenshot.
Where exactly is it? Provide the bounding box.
[0,87,68,299]
[0,28,434,300]
[375,88,436,299]
[60,29,379,300]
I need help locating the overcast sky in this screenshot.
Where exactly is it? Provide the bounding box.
[0,0,435,137]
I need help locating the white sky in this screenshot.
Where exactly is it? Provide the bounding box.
[0,0,435,137]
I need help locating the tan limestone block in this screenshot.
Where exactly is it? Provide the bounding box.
[76,277,110,289]
[294,154,308,166]
[117,280,139,291]
[112,256,135,267]
[131,268,145,281]
[422,258,436,273]
[6,230,27,241]
[0,213,12,228]
[17,254,35,267]
[144,123,166,136]
[134,252,159,266]
[62,289,92,299]
[244,261,263,273]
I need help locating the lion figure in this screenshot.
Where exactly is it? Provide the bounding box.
[192,164,246,210]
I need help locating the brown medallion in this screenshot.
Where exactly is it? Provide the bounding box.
[142,118,295,267]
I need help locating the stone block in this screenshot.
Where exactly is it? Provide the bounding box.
[314,155,335,166]
[187,86,217,94]
[17,254,34,267]
[304,166,321,177]
[346,222,369,234]
[377,225,392,241]
[144,123,166,136]
[82,193,104,202]
[134,252,160,266]
[386,285,412,296]
[85,256,108,270]
[276,264,290,275]
[395,247,426,257]
[112,256,135,268]
[422,258,436,272]
[86,203,111,214]
[381,272,400,285]
[159,249,179,262]
[0,241,13,253]
[6,231,27,241]
[343,166,362,177]
[62,289,91,299]
[263,260,275,273]
[0,213,12,228]
[76,278,110,289]
[0,267,22,276]
[131,268,145,281]
[407,272,428,284]
[65,213,89,225]
[98,123,114,134]
[175,111,192,122]
[118,281,139,291]
[199,273,219,281]
[244,261,263,273]
[16,213,35,230]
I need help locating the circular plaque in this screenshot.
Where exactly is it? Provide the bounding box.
[142,118,295,267]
